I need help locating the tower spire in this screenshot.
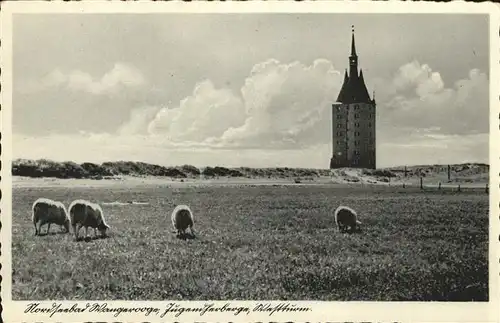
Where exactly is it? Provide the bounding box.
[348,25,358,80]
[351,25,357,57]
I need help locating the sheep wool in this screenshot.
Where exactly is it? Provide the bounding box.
[171,204,195,236]
[32,198,70,236]
[69,199,110,239]
[334,205,362,233]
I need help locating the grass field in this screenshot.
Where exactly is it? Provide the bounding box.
[11,180,489,301]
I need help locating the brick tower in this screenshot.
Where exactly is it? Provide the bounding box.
[330,26,376,169]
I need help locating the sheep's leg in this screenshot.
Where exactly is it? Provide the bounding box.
[94,228,98,238]
[74,224,81,240]
[85,226,89,238]
[34,221,39,236]
[46,223,51,235]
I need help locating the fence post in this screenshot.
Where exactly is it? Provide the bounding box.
[486,183,489,193]
[458,184,461,192]
[447,164,451,182]
[438,182,441,190]
[403,183,405,189]
[404,166,407,178]
[420,177,423,190]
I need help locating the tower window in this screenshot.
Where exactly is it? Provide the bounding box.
[355,122,360,127]
[355,105,359,110]
[337,114,342,119]
[354,151,360,155]
[337,123,342,128]
[368,122,372,127]
[355,113,359,119]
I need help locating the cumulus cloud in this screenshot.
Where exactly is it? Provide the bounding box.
[118,106,161,136]
[117,59,487,151]
[147,80,246,142]
[378,61,488,135]
[127,59,342,149]
[19,63,145,95]
[216,59,341,148]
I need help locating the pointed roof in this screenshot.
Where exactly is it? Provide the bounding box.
[336,70,349,103]
[358,69,371,101]
[336,27,373,104]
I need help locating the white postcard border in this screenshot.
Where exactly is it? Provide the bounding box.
[1,1,499,322]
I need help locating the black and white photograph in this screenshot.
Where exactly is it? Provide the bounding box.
[1,1,499,322]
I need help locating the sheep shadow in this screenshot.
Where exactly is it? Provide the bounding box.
[175,232,196,241]
[338,227,363,234]
[75,235,111,243]
[35,230,71,237]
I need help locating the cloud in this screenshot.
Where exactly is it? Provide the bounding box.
[216,59,341,148]
[376,61,489,135]
[128,59,342,149]
[118,106,161,136]
[147,80,246,142]
[120,59,487,150]
[19,63,146,95]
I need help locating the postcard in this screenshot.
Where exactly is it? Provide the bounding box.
[1,1,498,322]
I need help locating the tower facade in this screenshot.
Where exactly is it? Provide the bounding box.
[330,27,376,169]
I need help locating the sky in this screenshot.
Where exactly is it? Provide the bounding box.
[12,13,490,168]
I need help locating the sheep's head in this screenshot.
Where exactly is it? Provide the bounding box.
[354,219,362,233]
[98,222,110,237]
[63,218,71,233]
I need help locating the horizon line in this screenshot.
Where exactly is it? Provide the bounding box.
[10,157,490,170]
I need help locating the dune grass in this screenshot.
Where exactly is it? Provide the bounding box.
[11,184,488,301]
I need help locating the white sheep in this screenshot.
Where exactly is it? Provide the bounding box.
[69,199,110,240]
[32,198,70,236]
[334,205,362,233]
[171,204,195,237]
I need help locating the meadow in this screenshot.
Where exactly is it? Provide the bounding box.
[11,181,489,301]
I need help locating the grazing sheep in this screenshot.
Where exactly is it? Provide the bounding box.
[69,199,110,240]
[334,205,362,233]
[171,204,195,238]
[32,198,70,236]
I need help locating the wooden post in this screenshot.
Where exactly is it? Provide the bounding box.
[458,184,461,192]
[403,183,406,189]
[486,183,489,193]
[420,177,423,190]
[447,164,451,181]
[404,166,407,178]
[438,182,441,190]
